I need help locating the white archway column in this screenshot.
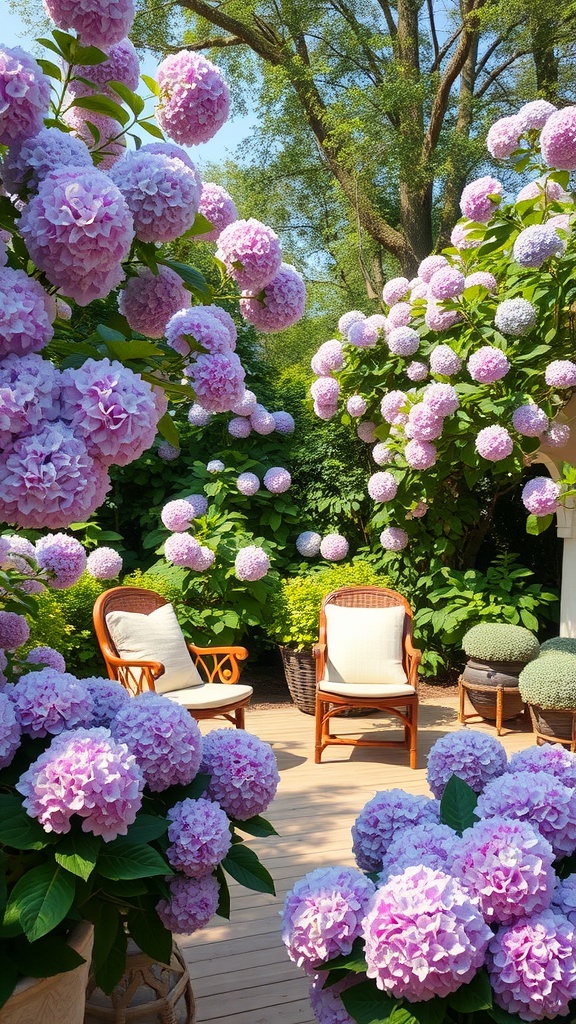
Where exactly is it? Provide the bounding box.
[558,501,576,636]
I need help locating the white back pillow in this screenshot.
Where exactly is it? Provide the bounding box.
[324,603,407,687]
[106,603,203,692]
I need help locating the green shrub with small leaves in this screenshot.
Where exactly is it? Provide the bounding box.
[540,637,576,657]
[23,574,108,676]
[462,623,540,663]
[519,652,576,709]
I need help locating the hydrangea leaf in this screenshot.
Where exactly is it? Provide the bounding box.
[141,74,161,97]
[526,513,554,535]
[322,937,368,973]
[340,980,398,1024]
[123,814,168,844]
[230,815,278,838]
[5,862,75,942]
[0,795,56,850]
[221,844,275,895]
[96,841,171,879]
[11,933,86,978]
[54,832,100,880]
[447,968,492,1012]
[488,1007,526,1024]
[91,907,127,995]
[215,864,230,919]
[127,902,171,964]
[138,120,165,139]
[439,775,478,834]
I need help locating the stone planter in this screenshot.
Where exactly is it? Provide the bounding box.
[1,921,93,1024]
[528,704,576,751]
[461,656,527,722]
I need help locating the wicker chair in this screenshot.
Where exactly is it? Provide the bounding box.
[313,586,421,767]
[93,586,251,728]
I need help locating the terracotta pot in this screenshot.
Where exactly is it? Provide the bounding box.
[461,657,526,722]
[1,921,93,1024]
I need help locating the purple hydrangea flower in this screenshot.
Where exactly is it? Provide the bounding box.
[228,416,251,438]
[513,224,565,268]
[552,876,576,927]
[429,266,466,300]
[352,789,439,872]
[187,352,246,413]
[207,459,225,473]
[405,405,444,442]
[311,377,340,406]
[522,476,561,516]
[355,416,376,437]
[338,311,366,335]
[0,267,54,357]
[387,326,420,356]
[368,471,398,502]
[311,339,345,375]
[320,534,349,561]
[363,866,492,1001]
[251,405,276,434]
[380,390,407,425]
[487,910,576,1020]
[10,668,92,737]
[543,422,571,448]
[156,51,230,146]
[272,411,295,433]
[236,472,260,496]
[452,225,481,252]
[157,442,180,461]
[235,545,270,582]
[202,728,279,819]
[264,467,291,493]
[406,361,428,381]
[166,307,232,358]
[453,818,556,923]
[509,745,576,788]
[231,390,258,416]
[380,526,408,552]
[162,499,195,533]
[347,319,379,348]
[19,168,134,306]
[112,692,203,792]
[429,345,462,376]
[0,46,50,145]
[486,115,522,158]
[35,533,87,589]
[467,346,510,384]
[195,546,215,571]
[517,99,558,131]
[372,443,394,465]
[86,547,123,580]
[477,770,576,858]
[460,176,502,223]
[418,255,448,283]
[26,646,66,673]
[405,439,437,470]
[166,796,231,877]
[0,691,21,768]
[424,299,462,331]
[185,494,208,518]
[546,360,576,388]
[517,176,568,203]
[386,302,412,330]
[188,403,212,427]
[118,266,191,339]
[16,726,143,839]
[195,182,238,242]
[464,271,498,292]
[475,425,514,462]
[66,37,139,98]
[240,263,306,333]
[217,218,282,291]
[512,404,549,437]
[109,149,201,244]
[84,676,130,727]
[63,107,125,170]
[0,353,61,449]
[423,383,459,417]
[281,866,375,972]
[383,277,410,305]
[427,730,508,798]
[164,532,201,568]
[296,531,322,557]
[44,0,134,47]
[157,874,220,934]
[2,126,92,195]
[309,974,360,1024]
[377,822,460,884]
[541,106,576,171]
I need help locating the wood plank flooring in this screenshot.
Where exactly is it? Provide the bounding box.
[182,694,535,1024]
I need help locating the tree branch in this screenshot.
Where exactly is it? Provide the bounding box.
[174,0,282,63]
[162,34,243,52]
[426,0,439,67]
[373,0,397,38]
[476,50,528,98]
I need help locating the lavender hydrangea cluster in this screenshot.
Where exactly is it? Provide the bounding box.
[319,533,349,561]
[156,51,230,146]
[0,691,21,769]
[202,728,280,820]
[263,467,291,493]
[509,745,576,788]
[0,46,50,145]
[118,265,191,338]
[235,545,270,581]
[10,668,92,737]
[476,770,576,858]
[522,477,561,516]
[367,471,398,502]
[352,789,439,872]
[460,175,502,223]
[166,797,231,877]
[26,646,66,673]
[110,148,201,244]
[35,533,86,589]
[111,692,203,792]
[377,821,460,883]
[196,182,238,242]
[380,526,409,551]
[83,677,130,727]
[86,547,123,580]
[43,0,134,48]
[494,298,537,336]
[296,531,322,557]
[427,729,508,798]
[2,126,92,195]
[217,218,283,291]
[475,425,514,462]
[513,224,566,268]
[157,874,220,935]
[467,346,510,384]
[236,471,260,496]
[429,345,462,376]
[240,263,306,333]
[66,37,140,98]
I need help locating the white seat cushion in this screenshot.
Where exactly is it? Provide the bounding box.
[106,603,203,693]
[162,683,253,709]
[318,680,415,699]
[324,603,407,688]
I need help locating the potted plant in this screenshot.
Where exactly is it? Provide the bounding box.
[459,623,539,731]
[519,650,576,749]
[268,560,391,714]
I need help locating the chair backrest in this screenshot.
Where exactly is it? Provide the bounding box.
[93,586,168,671]
[318,586,414,675]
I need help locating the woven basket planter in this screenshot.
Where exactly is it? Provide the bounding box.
[279,647,378,717]
[528,704,576,750]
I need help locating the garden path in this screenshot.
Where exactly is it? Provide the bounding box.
[183,694,535,1024]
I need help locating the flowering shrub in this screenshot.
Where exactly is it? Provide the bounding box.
[283,731,576,1023]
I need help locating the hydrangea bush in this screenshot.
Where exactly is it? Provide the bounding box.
[283,730,576,1023]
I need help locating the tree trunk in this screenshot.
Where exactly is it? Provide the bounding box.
[437,34,479,248]
[530,17,559,102]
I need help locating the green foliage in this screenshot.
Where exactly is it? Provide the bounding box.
[462,623,540,663]
[23,574,108,677]
[540,637,576,656]
[268,560,391,650]
[519,652,576,708]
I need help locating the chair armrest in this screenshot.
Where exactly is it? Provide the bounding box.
[312,644,326,659]
[187,644,248,685]
[312,643,326,683]
[103,652,165,695]
[404,638,422,688]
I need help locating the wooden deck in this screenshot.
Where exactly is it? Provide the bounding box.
[184,694,536,1024]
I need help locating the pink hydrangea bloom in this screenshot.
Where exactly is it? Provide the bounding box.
[281,866,375,973]
[387,326,420,357]
[0,611,30,649]
[517,99,558,131]
[0,46,50,145]
[427,730,507,798]
[486,115,522,158]
[217,218,282,291]
[517,176,568,203]
[311,339,344,375]
[363,866,492,1001]
[156,51,230,146]
[166,307,232,357]
[0,353,60,448]
[368,471,398,502]
[467,346,510,384]
[460,175,502,223]
[475,425,513,462]
[16,726,143,839]
[157,441,180,461]
[380,526,408,551]
[236,472,260,496]
[202,727,279,819]
[385,302,412,330]
[188,403,212,427]
[231,389,258,416]
[296,531,321,557]
[429,266,466,300]
[201,304,237,349]
[477,770,576,858]
[63,107,126,170]
[10,668,91,736]
[0,691,21,768]
[357,421,378,442]
[382,276,409,305]
[346,395,367,417]
[522,476,561,516]
[377,821,459,884]
[512,404,549,437]
[0,267,54,357]
[320,533,349,561]
[380,390,407,425]
[365,314,386,332]
[309,974,360,1024]
[240,263,306,333]
[513,224,565,268]
[187,351,246,413]
[26,646,66,673]
[112,691,203,792]
[372,443,393,465]
[43,0,134,47]
[546,360,576,388]
[405,405,443,442]
[194,545,215,571]
[406,361,428,381]
[109,149,201,244]
[464,271,498,292]
[19,168,134,306]
[425,299,462,331]
[315,402,337,421]
[543,422,570,448]
[61,358,163,467]
[429,344,462,376]
[410,280,429,300]
[118,266,191,339]
[405,439,437,470]
[66,37,140,98]
[347,319,379,348]
[2,126,92,195]
[338,310,365,334]
[311,376,340,406]
[272,411,295,433]
[235,545,270,581]
[423,383,459,417]
[541,105,576,170]
[185,494,208,518]
[228,416,251,438]
[195,182,238,242]
[157,874,220,935]
[35,533,86,589]
[263,467,291,493]
[164,532,201,568]
[86,547,123,579]
[165,796,230,877]
[494,297,537,336]
[417,255,448,283]
[352,789,440,872]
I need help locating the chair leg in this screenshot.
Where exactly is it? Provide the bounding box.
[458,676,465,724]
[235,706,245,730]
[409,703,418,770]
[314,699,324,763]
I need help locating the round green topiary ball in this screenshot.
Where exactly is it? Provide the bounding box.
[540,637,576,657]
[462,623,539,663]
[519,651,576,709]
